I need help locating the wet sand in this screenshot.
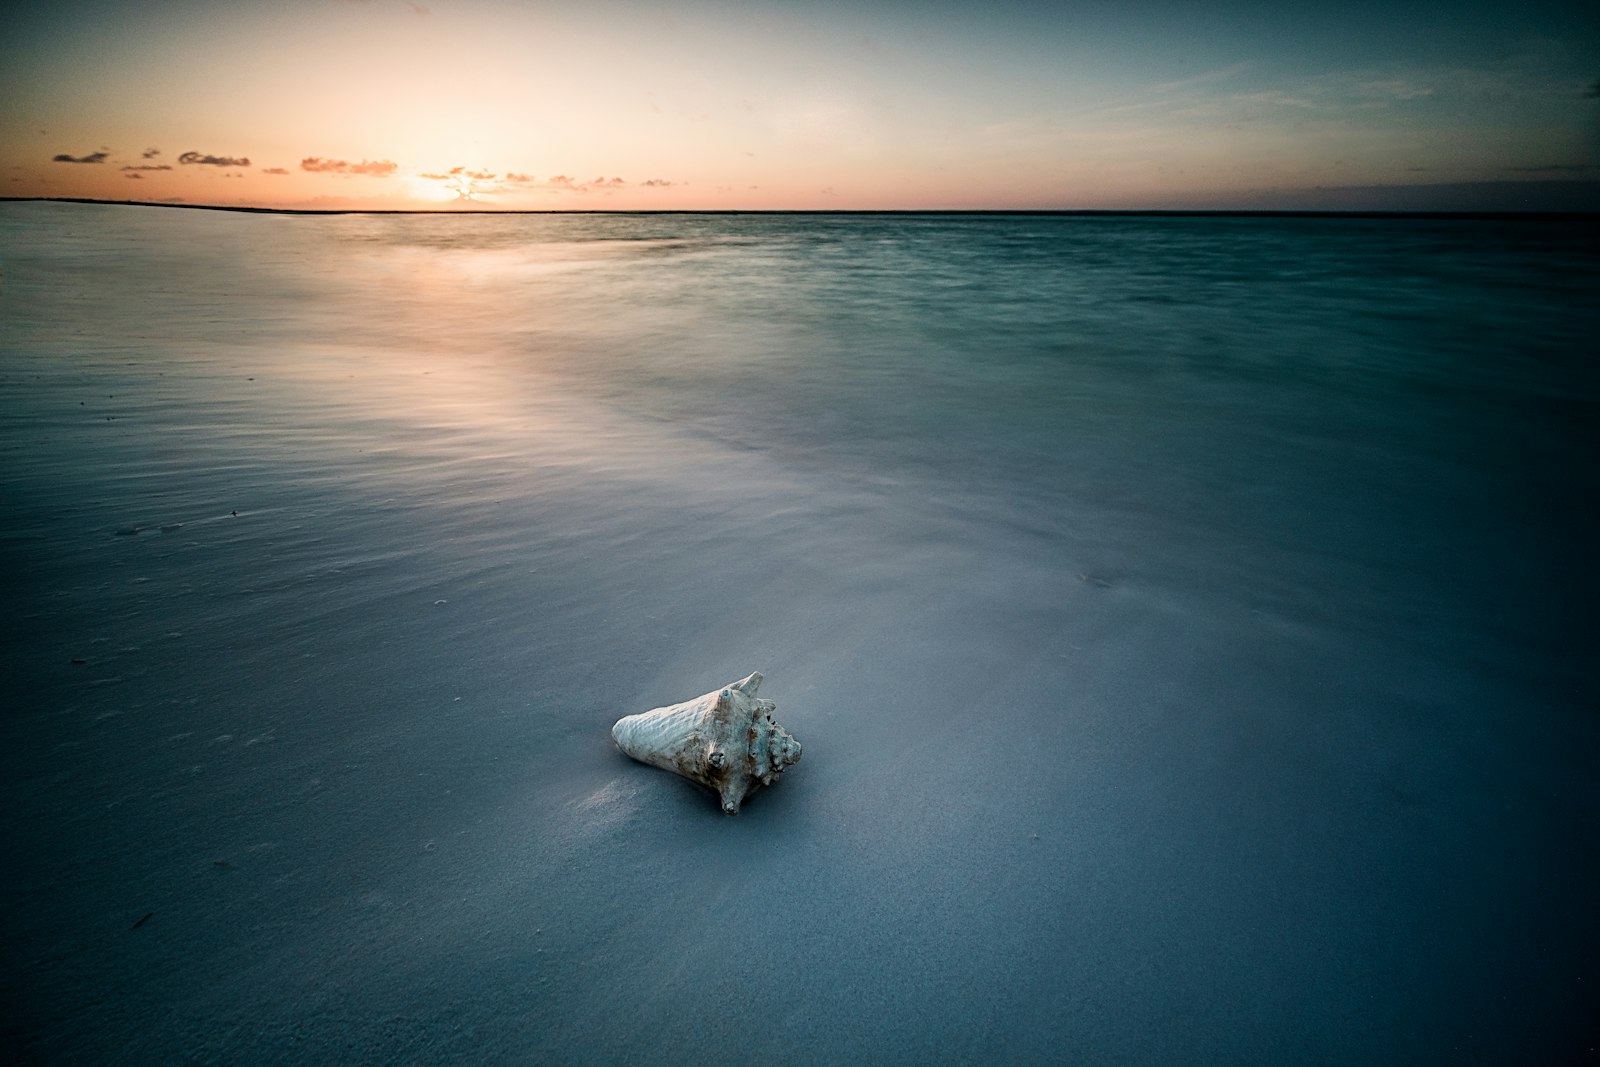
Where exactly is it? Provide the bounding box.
[3,203,1597,1063]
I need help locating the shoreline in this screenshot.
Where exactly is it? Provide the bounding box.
[3,195,1597,220]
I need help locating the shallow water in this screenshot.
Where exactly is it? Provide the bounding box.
[2,203,1597,1063]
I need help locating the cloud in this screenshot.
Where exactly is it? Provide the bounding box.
[1144,62,1253,99]
[1359,79,1435,100]
[262,167,290,175]
[142,147,161,159]
[180,151,250,167]
[640,178,675,187]
[1506,163,1599,173]
[125,173,143,180]
[420,167,634,197]
[408,2,430,15]
[534,174,628,193]
[301,157,398,176]
[419,167,531,200]
[52,151,108,164]
[1226,90,1322,111]
[122,164,172,171]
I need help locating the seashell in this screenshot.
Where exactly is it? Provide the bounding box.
[612,672,802,814]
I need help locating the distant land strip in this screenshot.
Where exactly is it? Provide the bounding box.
[2,196,1597,221]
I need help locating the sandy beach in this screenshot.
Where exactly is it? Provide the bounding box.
[3,202,1597,1063]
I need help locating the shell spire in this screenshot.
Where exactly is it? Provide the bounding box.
[611,672,802,814]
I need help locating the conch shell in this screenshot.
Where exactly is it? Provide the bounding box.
[612,672,802,814]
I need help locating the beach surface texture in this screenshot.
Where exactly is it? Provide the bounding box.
[2,202,1596,1063]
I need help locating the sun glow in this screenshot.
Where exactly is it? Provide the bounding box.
[408,168,501,203]
[444,174,482,201]
[407,175,458,202]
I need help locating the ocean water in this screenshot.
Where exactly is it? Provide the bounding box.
[2,202,1596,1063]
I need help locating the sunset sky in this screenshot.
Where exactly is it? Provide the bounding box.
[4,0,1597,210]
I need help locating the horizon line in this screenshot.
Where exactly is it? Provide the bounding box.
[3,196,1598,222]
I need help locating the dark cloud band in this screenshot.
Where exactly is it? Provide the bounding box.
[179,151,251,167]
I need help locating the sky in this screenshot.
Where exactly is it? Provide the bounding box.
[3,0,1597,210]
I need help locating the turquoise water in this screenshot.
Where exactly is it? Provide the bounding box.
[3,203,1597,1063]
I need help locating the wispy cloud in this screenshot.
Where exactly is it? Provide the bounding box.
[1143,62,1253,98]
[1506,163,1599,173]
[1358,79,1435,101]
[416,167,674,198]
[124,173,143,180]
[301,157,398,176]
[262,167,290,175]
[121,164,172,172]
[142,147,161,159]
[1225,90,1321,111]
[540,175,631,192]
[52,151,108,164]
[980,48,1593,182]
[180,151,250,167]
[418,166,540,199]
[1042,54,1578,135]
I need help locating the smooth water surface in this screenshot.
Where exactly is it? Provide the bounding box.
[3,204,1597,1063]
